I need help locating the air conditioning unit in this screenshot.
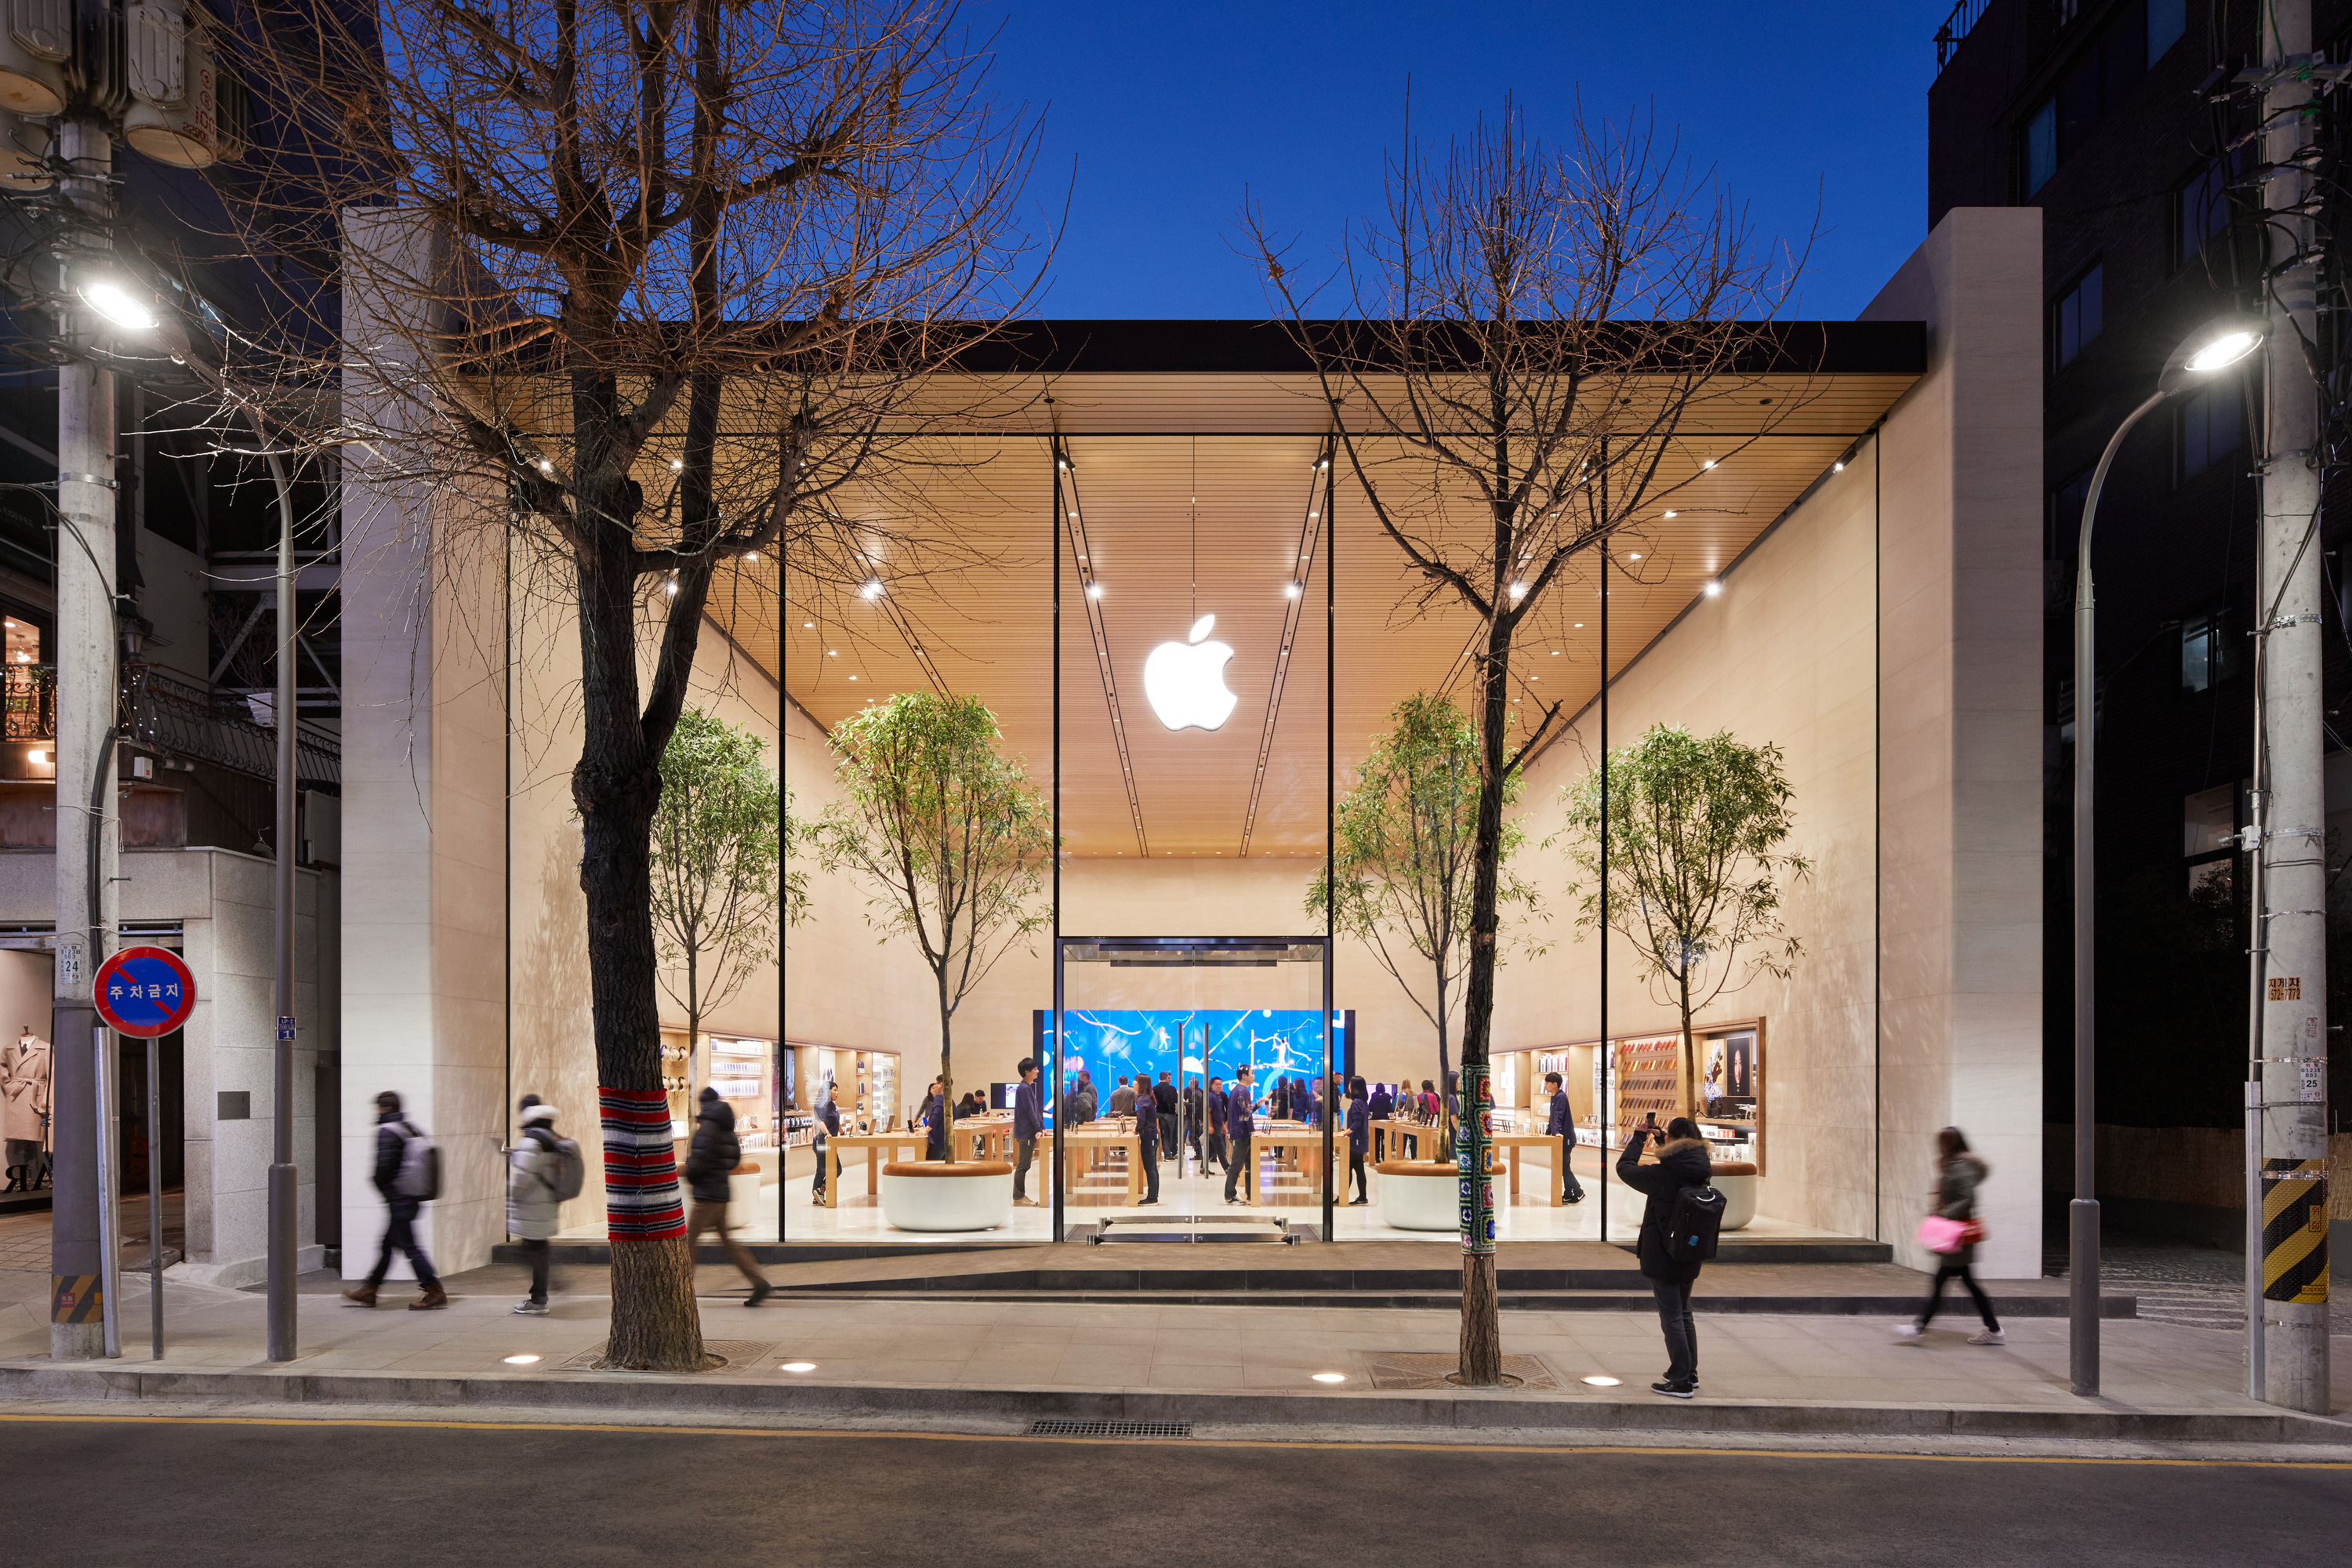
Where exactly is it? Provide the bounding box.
[123,14,241,165]
[0,0,69,117]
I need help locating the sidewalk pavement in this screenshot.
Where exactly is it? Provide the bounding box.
[1,1259,2345,1444]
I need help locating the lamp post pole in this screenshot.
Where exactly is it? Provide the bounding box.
[2069,314,2267,1398]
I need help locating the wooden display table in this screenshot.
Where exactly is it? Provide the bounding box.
[1235,1122,1323,1206]
[1487,1132,1566,1206]
[1060,1126,1145,1204]
[820,1131,928,1207]
[953,1117,1016,1162]
[1371,1118,1442,1163]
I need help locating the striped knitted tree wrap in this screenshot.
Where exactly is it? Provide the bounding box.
[599,1086,685,1241]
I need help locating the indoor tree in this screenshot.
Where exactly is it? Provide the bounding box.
[208,0,1037,1368]
[652,708,781,1098]
[1559,724,1809,1111]
[1308,691,1538,1149]
[816,692,1051,1164]
[784,782,811,931]
[1247,104,1796,1382]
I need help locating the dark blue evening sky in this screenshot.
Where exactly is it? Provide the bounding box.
[971,1,1936,321]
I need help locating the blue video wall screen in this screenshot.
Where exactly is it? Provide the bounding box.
[1029,1009,1353,1102]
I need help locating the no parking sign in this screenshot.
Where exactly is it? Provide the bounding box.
[93,946,198,1037]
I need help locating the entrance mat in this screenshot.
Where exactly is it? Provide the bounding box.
[559,1339,776,1372]
[1362,1352,1559,1392]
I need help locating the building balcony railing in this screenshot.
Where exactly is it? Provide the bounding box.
[1,663,338,789]
[1934,0,1992,73]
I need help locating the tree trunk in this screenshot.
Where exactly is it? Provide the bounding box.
[1677,968,1694,1119]
[1457,609,1512,1386]
[576,464,707,1373]
[939,971,956,1163]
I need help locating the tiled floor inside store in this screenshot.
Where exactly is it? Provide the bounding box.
[574,1145,1867,1247]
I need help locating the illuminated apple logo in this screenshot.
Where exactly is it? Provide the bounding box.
[1143,613,1237,731]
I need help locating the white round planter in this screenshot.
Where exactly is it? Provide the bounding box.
[1712,1163,1759,1232]
[1374,1160,1504,1232]
[880,1161,1014,1232]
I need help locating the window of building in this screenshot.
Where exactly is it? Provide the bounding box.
[2176,376,2243,482]
[2176,158,2234,268]
[2180,612,2238,694]
[2051,263,2103,368]
[2024,4,2154,196]
[2183,782,2236,895]
[2148,0,2185,59]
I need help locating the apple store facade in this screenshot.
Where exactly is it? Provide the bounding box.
[339,209,2049,1283]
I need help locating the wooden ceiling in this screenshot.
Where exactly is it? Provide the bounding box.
[764,335,1919,859]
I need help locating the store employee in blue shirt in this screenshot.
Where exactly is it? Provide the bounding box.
[1544,1070,1584,1203]
[1222,1066,1258,1204]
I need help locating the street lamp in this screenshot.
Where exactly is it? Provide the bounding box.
[2071,311,2264,1396]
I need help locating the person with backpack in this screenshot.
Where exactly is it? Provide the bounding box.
[1894,1127,2004,1345]
[343,1090,445,1310]
[1344,1076,1370,1204]
[686,1087,771,1305]
[506,1097,582,1316]
[1616,1112,1719,1398]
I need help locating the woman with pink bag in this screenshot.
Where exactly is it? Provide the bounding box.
[1894,1127,2003,1345]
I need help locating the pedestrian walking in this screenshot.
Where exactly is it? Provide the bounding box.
[1544,1070,1584,1203]
[1223,1065,1258,1204]
[343,1090,445,1310]
[1132,1074,1161,1205]
[810,1081,840,1200]
[1895,1127,2003,1345]
[1011,1055,1044,1207]
[1615,1113,1715,1397]
[1344,1076,1370,1204]
[686,1088,772,1306]
[506,1096,580,1316]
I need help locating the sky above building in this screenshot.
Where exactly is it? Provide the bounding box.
[971,0,1935,322]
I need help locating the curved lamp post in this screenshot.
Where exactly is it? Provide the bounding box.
[2071,312,2265,1396]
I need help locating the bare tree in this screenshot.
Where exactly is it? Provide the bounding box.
[207,0,1040,1368]
[1247,105,1798,1384]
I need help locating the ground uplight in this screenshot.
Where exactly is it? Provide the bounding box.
[1581,1374,1621,1387]
[780,1361,818,1373]
[503,1354,542,1366]
[1312,1372,1346,1384]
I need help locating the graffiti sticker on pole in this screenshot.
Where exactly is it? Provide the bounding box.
[93,946,198,1038]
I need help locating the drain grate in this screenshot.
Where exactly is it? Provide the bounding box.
[557,1339,775,1372]
[1028,1419,1192,1439]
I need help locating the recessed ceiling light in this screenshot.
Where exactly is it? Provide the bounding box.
[1573,623,1584,628]
[860,579,884,599]
[848,674,858,681]
[669,459,684,472]
[827,650,838,657]
[1628,553,1642,561]
[781,1361,817,1373]
[503,1354,542,1366]
[803,621,815,628]
[1284,584,1301,599]
[1312,1372,1346,1384]
[1663,510,1677,518]
[1701,458,1715,469]
[1550,649,1560,655]
[1581,1374,1621,1388]
[1704,581,1722,597]
[1087,583,1103,599]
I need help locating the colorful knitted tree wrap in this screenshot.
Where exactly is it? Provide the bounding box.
[599,1086,685,1240]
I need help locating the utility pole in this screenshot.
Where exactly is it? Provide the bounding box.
[47,109,120,1363]
[2252,0,2332,1414]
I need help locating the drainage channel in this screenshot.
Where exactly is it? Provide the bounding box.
[1029,1420,1194,1439]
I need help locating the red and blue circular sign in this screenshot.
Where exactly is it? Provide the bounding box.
[93,945,198,1038]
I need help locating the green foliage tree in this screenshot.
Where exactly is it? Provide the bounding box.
[1310,693,1538,1145]
[1559,724,1809,1113]
[652,710,782,1096]
[816,693,1052,1162]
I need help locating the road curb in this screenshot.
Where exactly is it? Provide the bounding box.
[2,1362,2339,1444]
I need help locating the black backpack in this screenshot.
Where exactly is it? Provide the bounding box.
[1666,1180,1726,1263]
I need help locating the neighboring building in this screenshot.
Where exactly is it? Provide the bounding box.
[1929,0,2352,1232]
[0,102,344,1284]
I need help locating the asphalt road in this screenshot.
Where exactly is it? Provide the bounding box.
[7,1414,2345,1566]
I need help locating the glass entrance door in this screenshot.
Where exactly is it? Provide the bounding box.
[1053,937,1332,1240]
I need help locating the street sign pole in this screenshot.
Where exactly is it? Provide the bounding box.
[91,944,198,1366]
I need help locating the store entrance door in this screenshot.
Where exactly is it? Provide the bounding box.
[1052,936,1334,1241]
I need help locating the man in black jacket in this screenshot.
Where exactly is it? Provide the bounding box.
[1011,1057,1044,1206]
[1152,1072,1179,1162]
[1544,1071,1584,1203]
[686,1090,771,1305]
[343,1091,445,1310]
[1616,1114,1712,1397]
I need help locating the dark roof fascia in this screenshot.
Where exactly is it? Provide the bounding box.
[942,319,1926,379]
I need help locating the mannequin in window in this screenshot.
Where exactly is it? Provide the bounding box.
[2,1026,53,1190]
